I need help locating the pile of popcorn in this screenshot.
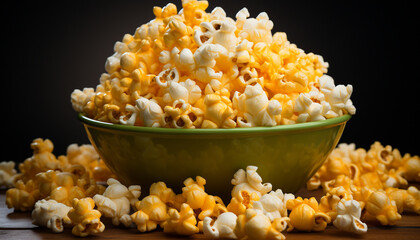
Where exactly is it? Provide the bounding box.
[71,0,356,128]
[2,139,419,238]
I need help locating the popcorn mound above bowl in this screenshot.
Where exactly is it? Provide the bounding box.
[71,0,356,128]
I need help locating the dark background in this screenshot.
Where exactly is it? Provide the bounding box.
[2,0,419,164]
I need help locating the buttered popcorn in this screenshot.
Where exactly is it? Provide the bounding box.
[71,0,355,128]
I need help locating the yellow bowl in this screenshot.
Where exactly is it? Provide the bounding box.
[78,114,351,200]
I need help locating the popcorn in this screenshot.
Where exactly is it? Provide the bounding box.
[181,176,227,222]
[234,208,289,240]
[252,189,295,221]
[363,190,401,225]
[31,199,72,233]
[233,83,281,127]
[135,97,165,127]
[161,203,200,235]
[386,186,420,214]
[17,138,61,182]
[319,186,353,221]
[201,93,236,128]
[67,197,105,237]
[131,194,168,232]
[71,0,356,128]
[36,168,104,207]
[319,75,356,118]
[6,179,40,212]
[238,11,274,44]
[202,212,238,239]
[286,197,331,232]
[227,166,272,215]
[0,161,18,188]
[93,178,141,227]
[333,199,367,234]
[130,181,184,232]
[5,138,111,212]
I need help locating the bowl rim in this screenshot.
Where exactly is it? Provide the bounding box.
[78,113,351,135]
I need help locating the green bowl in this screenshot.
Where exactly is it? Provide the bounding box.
[78,114,351,200]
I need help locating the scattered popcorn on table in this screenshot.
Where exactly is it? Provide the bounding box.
[67,197,105,237]
[71,0,356,128]
[5,138,111,212]
[3,139,420,239]
[0,161,18,188]
[31,199,72,233]
[93,178,141,227]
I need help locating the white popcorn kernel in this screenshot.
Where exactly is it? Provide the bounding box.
[119,104,139,126]
[234,83,281,127]
[193,44,226,83]
[0,161,18,188]
[333,199,367,234]
[32,199,72,233]
[239,12,274,43]
[294,92,330,123]
[93,178,141,227]
[136,97,165,127]
[155,68,180,88]
[235,7,250,30]
[203,212,238,239]
[319,75,356,117]
[231,166,272,201]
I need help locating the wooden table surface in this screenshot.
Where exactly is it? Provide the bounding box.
[1,187,420,240]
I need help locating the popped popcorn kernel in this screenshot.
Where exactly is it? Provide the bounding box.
[286,197,331,232]
[67,197,105,237]
[5,138,110,212]
[162,203,200,235]
[31,199,72,233]
[308,141,419,228]
[0,161,18,188]
[234,208,289,240]
[333,199,367,234]
[71,0,355,128]
[227,166,272,215]
[203,212,238,239]
[93,178,141,227]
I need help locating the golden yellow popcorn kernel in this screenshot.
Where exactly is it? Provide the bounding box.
[362,190,401,226]
[286,197,331,232]
[17,138,61,182]
[386,187,420,214]
[35,168,104,207]
[6,179,40,212]
[162,203,199,235]
[131,195,168,232]
[67,197,105,237]
[182,176,227,221]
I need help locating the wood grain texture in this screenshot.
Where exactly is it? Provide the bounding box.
[1,187,419,240]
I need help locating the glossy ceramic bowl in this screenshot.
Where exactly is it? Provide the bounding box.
[78,114,351,200]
